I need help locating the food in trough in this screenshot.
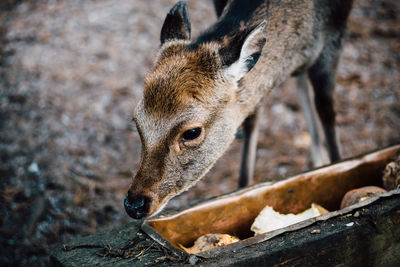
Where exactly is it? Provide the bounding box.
[251,203,328,235]
[179,233,240,254]
[340,186,387,209]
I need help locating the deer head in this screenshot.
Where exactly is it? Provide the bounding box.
[124,1,266,219]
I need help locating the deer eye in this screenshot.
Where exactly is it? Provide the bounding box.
[182,127,202,141]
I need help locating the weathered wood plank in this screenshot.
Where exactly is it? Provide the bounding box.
[51,221,172,267]
[203,194,400,267]
[52,194,400,266]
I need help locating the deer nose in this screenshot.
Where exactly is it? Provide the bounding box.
[124,193,150,219]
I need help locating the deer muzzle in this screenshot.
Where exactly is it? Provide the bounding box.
[124,192,151,219]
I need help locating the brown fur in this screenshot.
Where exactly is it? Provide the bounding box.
[144,42,221,116]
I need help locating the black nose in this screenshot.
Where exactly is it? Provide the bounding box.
[124,193,150,219]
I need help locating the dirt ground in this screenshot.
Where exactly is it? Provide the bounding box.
[0,0,399,265]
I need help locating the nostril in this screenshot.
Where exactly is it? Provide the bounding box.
[124,194,150,219]
[131,197,144,209]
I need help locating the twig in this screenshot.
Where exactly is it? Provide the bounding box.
[63,244,106,251]
[67,172,86,187]
[25,195,47,238]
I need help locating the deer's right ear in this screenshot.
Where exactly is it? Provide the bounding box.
[222,21,266,83]
[160,1,191,45]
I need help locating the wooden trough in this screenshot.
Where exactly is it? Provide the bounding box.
[142,144,400,260]
[52,145,400,266]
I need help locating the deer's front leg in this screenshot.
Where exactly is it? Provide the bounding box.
[296,74,326,167]
[308,34,344,163]
[239,107,261,188]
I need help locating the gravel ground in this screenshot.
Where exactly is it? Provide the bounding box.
[0,0,399,265]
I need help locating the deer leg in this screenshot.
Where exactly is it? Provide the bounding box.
[239,107,261,188]
[308,35,344,163]
[296,74,325,167]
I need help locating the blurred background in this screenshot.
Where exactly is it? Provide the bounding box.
[0,0,399,265]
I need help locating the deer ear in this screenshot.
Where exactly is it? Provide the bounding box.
[160,1,191,44]
[223,21,266,82]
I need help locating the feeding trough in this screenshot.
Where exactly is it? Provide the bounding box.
[142,145,400,259]
[52,145,400,266]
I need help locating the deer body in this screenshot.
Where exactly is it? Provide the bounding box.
[124,0,353,219]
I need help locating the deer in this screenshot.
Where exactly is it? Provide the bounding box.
[124,0,353,219]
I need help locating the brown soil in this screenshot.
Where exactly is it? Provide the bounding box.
[0,0,399,265]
